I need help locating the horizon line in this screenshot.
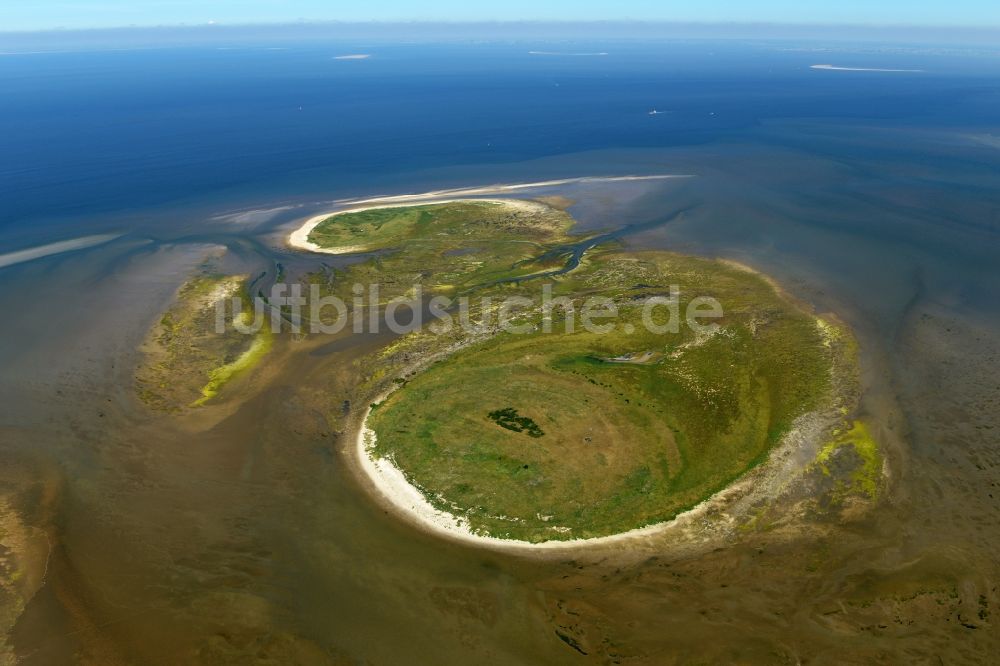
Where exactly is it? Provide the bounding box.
[4,19,1000,36]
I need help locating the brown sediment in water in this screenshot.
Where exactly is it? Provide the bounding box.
[2,177,998,663]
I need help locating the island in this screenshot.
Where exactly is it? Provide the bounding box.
[292,198,879,545]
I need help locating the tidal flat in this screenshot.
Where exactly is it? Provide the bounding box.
[0,170,997,663]
[1,39,999,663]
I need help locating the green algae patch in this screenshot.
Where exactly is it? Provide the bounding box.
[192,319,273,407]
[815,420,882,499]
[136,273,272,411]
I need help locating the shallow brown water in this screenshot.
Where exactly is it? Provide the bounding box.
[1,142,999,664]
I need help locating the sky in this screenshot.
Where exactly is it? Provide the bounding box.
[2,0,998,32]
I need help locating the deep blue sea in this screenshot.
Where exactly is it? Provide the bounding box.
[2,39,998,236]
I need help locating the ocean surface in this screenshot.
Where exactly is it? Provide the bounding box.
[2,39,999,234]
[1,36,999,663]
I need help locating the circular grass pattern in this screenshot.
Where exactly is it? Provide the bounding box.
[301,199,846,543]
[367,252,837,542]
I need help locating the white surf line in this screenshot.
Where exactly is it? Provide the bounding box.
[0,233,122,270]
[528,50,609,57]
[211,204,300,226]
[331,174,693,207]
[811,64,924,73]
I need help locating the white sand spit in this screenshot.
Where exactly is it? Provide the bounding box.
[0,234,121,270]
[811,64,923,73]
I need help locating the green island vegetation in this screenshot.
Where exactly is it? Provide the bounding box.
[302,199,877,542]
[308,201,570,258]
[136,272,272,411]
[814,419,882,500]
[302,201,576,315]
